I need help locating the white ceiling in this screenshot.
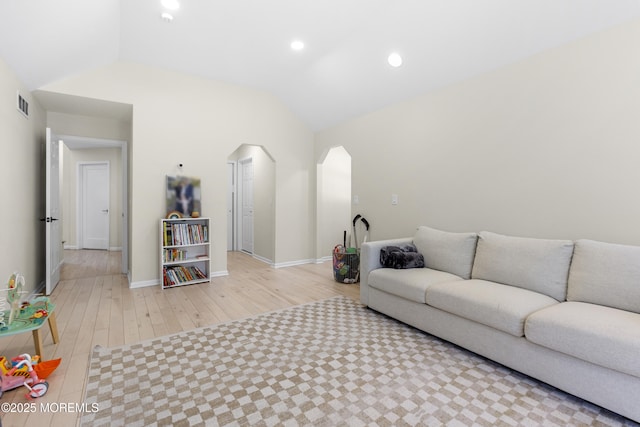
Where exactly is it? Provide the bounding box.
[2,0,640,131]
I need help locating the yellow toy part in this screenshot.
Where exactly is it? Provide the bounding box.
[0,355,41,376]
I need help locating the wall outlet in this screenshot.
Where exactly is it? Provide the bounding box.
[353,195,359,204]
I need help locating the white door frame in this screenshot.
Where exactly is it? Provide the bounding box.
[227,161,236,251]
[77,161,110,250]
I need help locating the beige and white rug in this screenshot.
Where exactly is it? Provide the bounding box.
[81,296,637,426]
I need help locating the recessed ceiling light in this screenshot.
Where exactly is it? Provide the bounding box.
[291,40,305,51]
[388,52,403,68]
[161,12,174,22]
[161,0,180,10]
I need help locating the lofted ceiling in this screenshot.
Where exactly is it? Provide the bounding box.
[2,0,640,131]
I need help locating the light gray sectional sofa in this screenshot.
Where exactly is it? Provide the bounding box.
[360,226,640,423]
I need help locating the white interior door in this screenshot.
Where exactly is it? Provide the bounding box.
[45,128,63,295]
[227,162,235,251]
[80,162,110,250]
[239,158,254,254]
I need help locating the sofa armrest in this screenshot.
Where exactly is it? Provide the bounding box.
[360,237,413,306]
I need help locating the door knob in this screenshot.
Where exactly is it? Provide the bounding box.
[39,217,59,222]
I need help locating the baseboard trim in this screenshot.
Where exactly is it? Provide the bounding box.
[129,279,158,289]
[210,270,229,278]
[34,281,46,296]
[273,259,315,269]
[241,253,319,269]
[63,245,122,251]
[252,254,274,266]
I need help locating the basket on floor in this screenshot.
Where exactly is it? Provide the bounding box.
[333,246,360,284]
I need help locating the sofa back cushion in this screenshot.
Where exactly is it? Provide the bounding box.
[567,239,640,313]
[413,226,478,279]
[471,231,574,301]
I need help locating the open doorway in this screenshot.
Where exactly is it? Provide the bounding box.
[317,146,352,261]
[227,144,276,264]
[35,90,132,284]
[58,135,128,278]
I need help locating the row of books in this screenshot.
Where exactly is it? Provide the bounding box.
[163,223,208,246]
[163,248,188,262]
[163,265,208,287]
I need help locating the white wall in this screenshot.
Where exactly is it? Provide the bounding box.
[316,19,640,245]
[0,58,46,294]
[317,146,351,259]
[41,62,315,285]
[47,111,131,142]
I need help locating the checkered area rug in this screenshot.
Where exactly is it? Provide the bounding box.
[81,296,637,426]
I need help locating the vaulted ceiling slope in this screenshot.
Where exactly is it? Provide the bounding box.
[2,0,640,130]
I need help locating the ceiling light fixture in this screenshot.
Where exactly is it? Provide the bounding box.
[161,0,180,10]
[161,12,174,22]
[388,52,403,68]
[291,40,305,51]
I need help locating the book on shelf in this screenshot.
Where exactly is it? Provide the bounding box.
[163,249,189,262]
[165,223,208,246]
[163,265,208,287]
[163,222,173,246]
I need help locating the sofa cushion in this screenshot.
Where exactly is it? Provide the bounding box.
[525,301,640,378]
[567,239,640,314]
[471,231,574,301]
[368,268,463,304]
[426,279,558,337]
[412,226,478,279]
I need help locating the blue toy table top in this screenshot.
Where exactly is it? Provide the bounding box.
[0,297,55,337]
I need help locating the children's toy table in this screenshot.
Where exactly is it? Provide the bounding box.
[0,298,59,358]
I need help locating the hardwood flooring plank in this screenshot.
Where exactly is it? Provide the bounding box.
[132,288,156,342]
[121,276,141,345]
[107,275,125,347]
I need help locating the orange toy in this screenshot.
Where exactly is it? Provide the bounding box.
[0,355,61,379]
[33,358,61,379]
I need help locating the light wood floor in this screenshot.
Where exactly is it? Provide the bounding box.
[0,250,358,427]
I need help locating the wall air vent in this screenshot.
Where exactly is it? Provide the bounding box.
[17,91,29,118]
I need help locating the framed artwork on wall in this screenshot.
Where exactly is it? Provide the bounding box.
[166,175,201,218]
